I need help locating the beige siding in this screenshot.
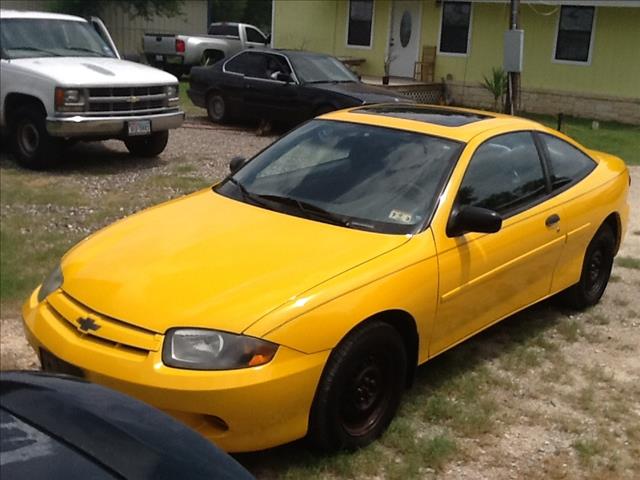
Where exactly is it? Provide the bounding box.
[1,0,208,59]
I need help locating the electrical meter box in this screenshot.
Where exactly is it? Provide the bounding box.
[504,29,524,72]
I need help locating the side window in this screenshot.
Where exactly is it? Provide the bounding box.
[457,132,547,217]
[225,52,250,74]
[208,24,239,37]
[245,27,265,44]
[539,133,596,190]
[225,52,268,78]
[265,54,291,79]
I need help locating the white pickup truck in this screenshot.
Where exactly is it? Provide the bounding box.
[0,10,184,169]
[143,22,270,77]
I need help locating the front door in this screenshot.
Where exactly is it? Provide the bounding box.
[388,0,422,78]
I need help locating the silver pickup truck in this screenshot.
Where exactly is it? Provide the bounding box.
[143,22,270,76]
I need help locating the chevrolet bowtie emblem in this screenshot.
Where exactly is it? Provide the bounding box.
[77,317,101,332]
[129,96,140,103]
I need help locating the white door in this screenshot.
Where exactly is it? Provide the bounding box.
[388,0,422,78]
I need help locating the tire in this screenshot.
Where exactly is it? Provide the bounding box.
[206,92,228,123]
[12,106,62,169]
[124,131,169,157]
[561,224,615,310]
[308,321,407,451]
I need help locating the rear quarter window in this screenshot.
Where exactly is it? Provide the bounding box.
[538,133,596,191]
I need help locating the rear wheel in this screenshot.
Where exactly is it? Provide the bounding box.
[308,321,406,451]
[12,106,62,169]
[561,224,615,310]
[124,131,169,157]
[206,92,228,123]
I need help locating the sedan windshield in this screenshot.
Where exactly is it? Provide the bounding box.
[290,55,359,84]
[0,19,116,59]
[216,120,462,234]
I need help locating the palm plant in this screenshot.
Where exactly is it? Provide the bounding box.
[482,67,508,112]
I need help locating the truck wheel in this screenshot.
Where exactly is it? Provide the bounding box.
[206,92,228,123]
[124,131,169,157]
[12,106,62,169]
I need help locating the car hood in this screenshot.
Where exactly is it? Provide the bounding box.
[10,57,178,86]
[308,81,408,104]
[60,190,409,335]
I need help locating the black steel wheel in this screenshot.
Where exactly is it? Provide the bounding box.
[308,321,406,451]
[561,224,615,310]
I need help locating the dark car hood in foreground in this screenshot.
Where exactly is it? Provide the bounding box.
[307,81,408,104]
[0,371,254,480]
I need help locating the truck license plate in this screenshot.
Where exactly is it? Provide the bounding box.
[155,54,163,61]
[127,120,151,136]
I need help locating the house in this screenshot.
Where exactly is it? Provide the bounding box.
[272,0,640,123]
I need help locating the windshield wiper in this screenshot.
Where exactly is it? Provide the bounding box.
[66,46,107,57]
[13,46,62,57]
[227,177,270,207]
[258,194,351,227]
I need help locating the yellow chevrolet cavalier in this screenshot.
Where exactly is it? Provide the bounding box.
[23,105,629,452]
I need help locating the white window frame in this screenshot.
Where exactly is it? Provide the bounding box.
[437,1,473,57]
[552,5,597,66]
[346,0,375,50]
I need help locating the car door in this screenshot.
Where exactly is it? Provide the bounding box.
[221,52,254,115]
[429,130,566,356]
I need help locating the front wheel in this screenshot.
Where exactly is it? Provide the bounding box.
[308,321,407,451]
[12,106,62,169]
[561,224,615,310]
[124,131,169,157]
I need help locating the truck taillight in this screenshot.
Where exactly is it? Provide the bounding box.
[175,39,185,53]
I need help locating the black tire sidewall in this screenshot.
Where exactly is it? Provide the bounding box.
[13,107,61,169]
[579,225,615,306]
[309,322,407,450]
[124,131,169,157]
[207,93,226,123]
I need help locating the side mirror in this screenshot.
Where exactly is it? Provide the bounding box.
[270,71,292,83]
[447,206,502,237]
[229,156,246,174]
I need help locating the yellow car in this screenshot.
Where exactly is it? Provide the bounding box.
[22,105,629,452]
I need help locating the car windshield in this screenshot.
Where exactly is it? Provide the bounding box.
[0,18,116,59]
[216,120,462,234]
[289,55,359,84]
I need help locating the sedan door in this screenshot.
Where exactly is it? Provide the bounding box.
[429,131,566,356]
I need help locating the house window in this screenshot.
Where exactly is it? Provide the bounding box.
[347,0,374,48]
[554,6,595,63]
[439,1,471,55]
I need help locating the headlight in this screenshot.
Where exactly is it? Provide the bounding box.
[54,87,86,112]
[163,328,278,370]
[37,264,63,303]
[166,84,179,107]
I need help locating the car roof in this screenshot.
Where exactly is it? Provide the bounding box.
[0,9,86,21]
[322,104,546,143]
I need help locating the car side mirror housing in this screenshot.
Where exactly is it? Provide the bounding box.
[270,71,292,83]
[229,156,246,174]
[447,206,502,237]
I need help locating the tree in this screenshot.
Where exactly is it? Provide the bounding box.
[49,0,184,19]
[209,0,272,32]
[482,67,508,112]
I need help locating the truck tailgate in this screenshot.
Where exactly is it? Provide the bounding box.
[143,33,178,55]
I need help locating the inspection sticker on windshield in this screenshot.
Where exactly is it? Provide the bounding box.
[388,209,413,224]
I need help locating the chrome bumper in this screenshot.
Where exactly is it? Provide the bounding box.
[46,111,185,137]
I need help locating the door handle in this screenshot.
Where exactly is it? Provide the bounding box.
[545,214,560,227]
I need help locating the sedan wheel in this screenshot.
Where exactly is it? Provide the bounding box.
[207,93,228,123]
[308,321,406,450]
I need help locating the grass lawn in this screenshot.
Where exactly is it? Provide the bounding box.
[179,80,202,116]
[522,113,640,166]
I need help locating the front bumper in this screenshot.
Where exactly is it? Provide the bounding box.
[22,288,329,452]
[46,110,185,138]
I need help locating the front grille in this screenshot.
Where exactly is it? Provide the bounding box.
[46,291,161,355]
[85,85,175,117]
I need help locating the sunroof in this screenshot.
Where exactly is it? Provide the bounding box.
[354,105,491,127]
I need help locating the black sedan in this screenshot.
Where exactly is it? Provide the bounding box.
[188,49,407,125]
